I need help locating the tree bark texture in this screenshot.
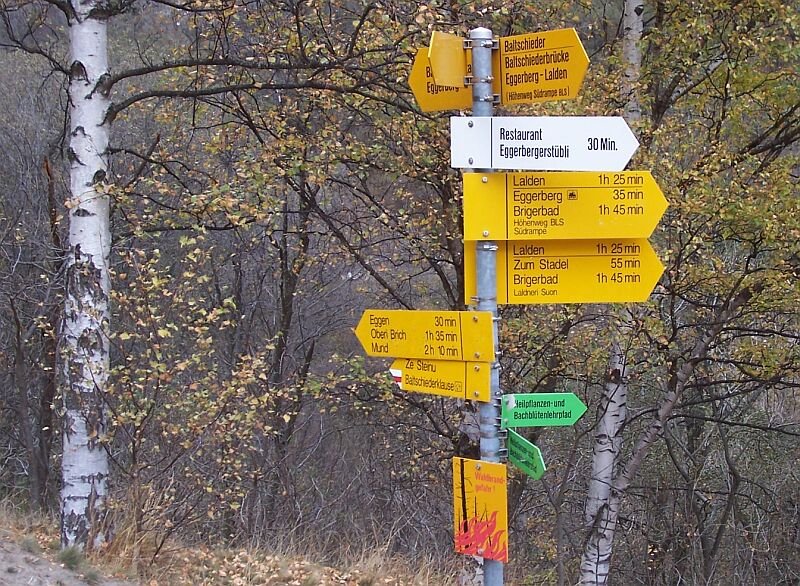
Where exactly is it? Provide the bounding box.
[580,2,642,581]
[622,0,644,123]
[579,283,759,583]
[580,342,628,585]
[59,0,112,549]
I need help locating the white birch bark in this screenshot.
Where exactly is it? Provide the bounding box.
[580,342,627,585]
[60,0,112,549]
[621,0,644,124]
[579,1,643,581]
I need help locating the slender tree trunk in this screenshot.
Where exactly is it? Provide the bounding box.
[579,283,757,583]
[10,301,44,509]
[580,342,628,584]
[622,0,644,124]
[59,0,112,549]
[36,157,63,511]
[580,2,642,581]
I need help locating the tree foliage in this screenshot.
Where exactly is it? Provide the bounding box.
[0,0,797,581]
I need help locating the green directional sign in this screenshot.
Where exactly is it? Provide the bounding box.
[501,392,587,428]
[507,429,546,480]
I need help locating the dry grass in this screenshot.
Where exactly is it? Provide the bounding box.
[0,498,457,585]
[0,496,58,553]
[141,543,456,585]
[0,496,124,584]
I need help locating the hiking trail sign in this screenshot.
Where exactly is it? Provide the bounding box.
[464,238,664,305]
[506,429,546,480]
[450,116,639,171]
[497,28,589,105]
[409,28,589,111]
[501,393,588,428]
[389,358,491,401]
[462,171,668,240]
[355,309,495,362]
[408,47,478,112]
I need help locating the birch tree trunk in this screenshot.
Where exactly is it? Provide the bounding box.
[580,342,627,584]
[59,0,112,549]
[621,0,644,124]
[579,295,760,585]
[579,1,642,581]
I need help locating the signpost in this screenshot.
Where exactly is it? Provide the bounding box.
[450,116,639,171]
[506,430,546,480]
[419,28,588,109]
[501,393,588,428]
[390,358,491,401]
[396,22,666,584]
[408,47,475,112]
[354,309,495,361]
[464,238,664,305]
[462,171,668,240]
[498,28,589,105]
[453,457,508,562]
[428,31,468,87]
[463,26,506,586]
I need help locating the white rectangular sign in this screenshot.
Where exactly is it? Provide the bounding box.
[451,116,639,171]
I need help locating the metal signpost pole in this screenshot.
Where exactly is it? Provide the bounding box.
[469,26,503,586]
[408,23,662,586]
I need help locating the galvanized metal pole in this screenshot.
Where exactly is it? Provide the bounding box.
[469,26,503,586]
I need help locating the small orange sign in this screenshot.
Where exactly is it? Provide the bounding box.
[408,48,472,112]
[453,457,508,562]
[408,46,501,112]
[390,358,491,401]
[428,31,467,87]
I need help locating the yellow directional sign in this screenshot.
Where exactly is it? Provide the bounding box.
[408,47,501,112]
[390,359,491,401]
[463,171,668,240]
[498,28,589,104]
[453,457,508,562]
[409,27,587,110]
[408,47,472,112]
[464,239,664,304]
[355,310,495,361]
[428,31,466,87]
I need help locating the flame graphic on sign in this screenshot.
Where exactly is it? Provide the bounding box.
[454,511,508,562]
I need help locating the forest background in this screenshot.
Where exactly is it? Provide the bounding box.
[0,0,798,584]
